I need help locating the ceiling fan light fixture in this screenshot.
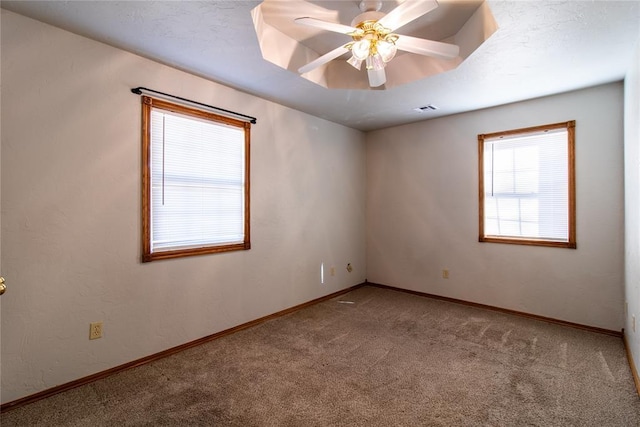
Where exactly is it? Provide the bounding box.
[347,55,364,70]
[366,54,385,71]
[377,40,397,62]
[351,39,371,60]
[367,68,386,87]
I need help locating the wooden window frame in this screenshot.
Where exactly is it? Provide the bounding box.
[478,120,576,249]
[141,96,251,262]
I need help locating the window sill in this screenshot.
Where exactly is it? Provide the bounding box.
[479,236,576,249]
[142,242,251,263]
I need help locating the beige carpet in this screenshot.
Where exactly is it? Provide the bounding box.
[2,285,639,426]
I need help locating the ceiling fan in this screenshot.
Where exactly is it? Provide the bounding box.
[295,0,460,88]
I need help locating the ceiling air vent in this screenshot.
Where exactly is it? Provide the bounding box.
[414,104,439,112]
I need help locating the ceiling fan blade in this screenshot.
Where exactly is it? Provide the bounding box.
[395,35,460,59]
[298,45,350,74]
[295,17,356,35]
[367,68,386,87]
[378,0,439,31]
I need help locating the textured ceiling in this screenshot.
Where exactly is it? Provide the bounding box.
[2,1,639,131]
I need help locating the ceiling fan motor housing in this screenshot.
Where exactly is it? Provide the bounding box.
[351,11,385,28]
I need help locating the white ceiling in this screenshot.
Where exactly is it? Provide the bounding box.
[2,0,639,131]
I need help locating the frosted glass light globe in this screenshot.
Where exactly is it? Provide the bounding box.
[347,55,363,70]
[366,54,385,71]
[352,39,371,60]
[377,40,397,63]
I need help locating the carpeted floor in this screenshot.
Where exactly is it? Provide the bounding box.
[2,285,639,426]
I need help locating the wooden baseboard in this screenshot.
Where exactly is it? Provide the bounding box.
[366,281,622,337]
[622,329,640,396]
[0,282,366,413]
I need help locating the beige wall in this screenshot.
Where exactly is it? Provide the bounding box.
[0,10,366,404]
[624,41,640,376]
[366,83,625,331]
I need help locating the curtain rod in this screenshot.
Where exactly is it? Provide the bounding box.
[131,87,257,124]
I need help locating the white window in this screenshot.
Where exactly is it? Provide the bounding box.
[141,96,251,262]
[478,121,576,248]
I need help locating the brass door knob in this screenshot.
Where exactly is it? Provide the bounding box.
[0,277,6,295]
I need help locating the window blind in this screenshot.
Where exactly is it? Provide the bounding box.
[483,128,569,241]
[150,108,246,252]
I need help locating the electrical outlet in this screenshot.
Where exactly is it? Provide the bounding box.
[442,269,449,279]
[330,267,335,276]
[89,322,103,340]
